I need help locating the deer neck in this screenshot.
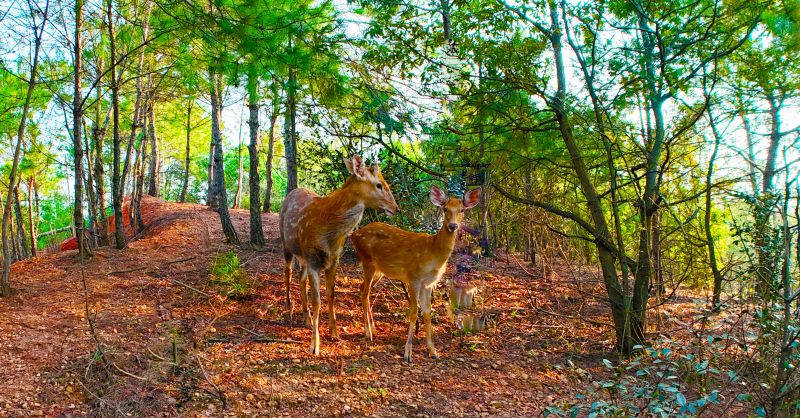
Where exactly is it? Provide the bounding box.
[432,223,458,256]
[319,181,366,238]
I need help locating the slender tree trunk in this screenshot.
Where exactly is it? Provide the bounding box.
[72,0,91,259]
[233,102,245,209]
[27,179,37,257]
[120,1,152,197]
[147,104,160,197]
[180,100,192,203]
[246,87,264,245]
[284,50,298,193]
[207,123,217,208]
[762,93,783,194]
[706,107,725,309]
[131,111,148,233]
[83,121,98,248]
[263,103,278,213]
[14,185,29,260]
[630,10,669,348]
[10,209,19,262]
[107,0,126,249]
[92,86,110,246]
[542,0,633,353]
[754,92,784,302]
[209,74,239,243]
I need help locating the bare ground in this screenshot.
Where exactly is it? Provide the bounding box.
[0,196,706,417]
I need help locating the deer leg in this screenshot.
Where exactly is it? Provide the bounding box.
[298,265,311,327]
[368,274,381,337]
[308,269,321,356]
[361,266,378,341]
[325,263,339,339]
[403,282,420,334]
[404,284,419,364]
[421,285,438,359]
[283,253,293,315]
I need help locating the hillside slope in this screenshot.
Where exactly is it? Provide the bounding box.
[0,196,618,417]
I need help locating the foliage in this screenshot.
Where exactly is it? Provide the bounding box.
[209,251,253,299]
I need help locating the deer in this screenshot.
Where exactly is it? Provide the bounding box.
[351,185,482,363]
[279,155,398,355]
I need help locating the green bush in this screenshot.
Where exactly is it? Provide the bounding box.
[209,251,253,299]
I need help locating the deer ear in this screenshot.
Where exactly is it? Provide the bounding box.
[429,185,448,207]
[343,157,354,174]
[370,162,381,173]
[345,155,367,178]
[462,188,482,209]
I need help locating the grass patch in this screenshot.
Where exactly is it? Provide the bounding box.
[210,251,254,299]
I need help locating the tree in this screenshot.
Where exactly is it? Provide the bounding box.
[246,71,264,245]
[209,72,239,243]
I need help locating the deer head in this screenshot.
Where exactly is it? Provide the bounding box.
[344,155,399,216]
[429,185,481,233]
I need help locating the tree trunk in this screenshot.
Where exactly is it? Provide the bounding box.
[147,104,160,197]
[210,74,239,244]
[284,54,298,193]
[83,120,98,248]
[706,107,724,309]
[207,123,217,209]
[630,10,669,349]
[180,100,192,203]
[247,90,264,246]
[233,102,245,209]
[14,185,29,260]
[131,112,148,233]
[92,85,110,246]
[107,0,126,249]
[120,1,152,197]
[754,93,784,302]
[545,0,633,352]
[72,0,91,259]
[27,179,37,257]
[263,102,278,213]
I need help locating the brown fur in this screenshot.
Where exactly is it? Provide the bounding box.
[279,155,398,355]
[351,186,481,363]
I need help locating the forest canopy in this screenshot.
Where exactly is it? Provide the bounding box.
[1,0,799,415]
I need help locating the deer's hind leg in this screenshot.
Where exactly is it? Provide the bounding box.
[283,251,294,315]
[324,262,340,339]
[360,265,380,341]
[298,263,311,327]
[420,284,438,359]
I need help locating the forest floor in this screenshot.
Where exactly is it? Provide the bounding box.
[0,196,712,417]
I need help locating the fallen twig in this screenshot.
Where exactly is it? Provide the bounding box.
[169,277,212,298]
[252,336,304,344]
[195,353,226,407]
[107,266,147,275]
[236,325,303,344]
[112,362,147,381]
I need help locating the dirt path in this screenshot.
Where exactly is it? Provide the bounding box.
[0,196,617,417]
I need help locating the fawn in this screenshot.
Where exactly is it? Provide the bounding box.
[351,185,481,363]
[279,155,398,355]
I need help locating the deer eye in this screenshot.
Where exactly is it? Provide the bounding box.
[375,183,383,190]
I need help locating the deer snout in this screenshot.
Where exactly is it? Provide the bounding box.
[384,202,399,216]
[447,222,458,232]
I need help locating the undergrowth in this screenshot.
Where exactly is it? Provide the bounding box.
[210,251,253,299]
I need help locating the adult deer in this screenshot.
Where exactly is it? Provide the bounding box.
[279,155,398,355]
[351,185,481,363]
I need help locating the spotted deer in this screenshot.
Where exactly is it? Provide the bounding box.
[279,155,398,355]
[351,186,482,363]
